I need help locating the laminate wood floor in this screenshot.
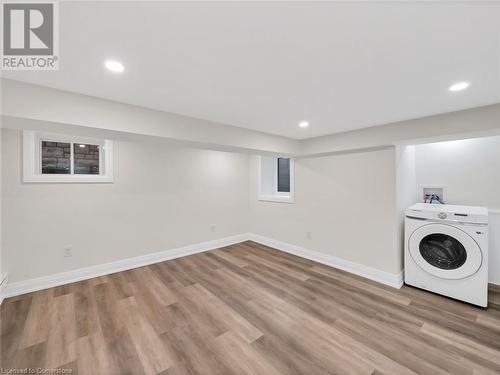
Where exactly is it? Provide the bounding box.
[2,241,500,375]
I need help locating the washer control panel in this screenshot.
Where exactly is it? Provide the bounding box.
[405,204,488,225]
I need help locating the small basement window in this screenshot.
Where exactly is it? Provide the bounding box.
[23,131,114,183]
[258,156,294,203]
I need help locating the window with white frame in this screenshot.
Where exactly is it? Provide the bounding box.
[23,130,114,183]
[258,156,294,203]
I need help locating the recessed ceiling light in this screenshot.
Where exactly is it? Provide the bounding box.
[105,59,125,73]
[299,121,309,128]
[448,81,469,92]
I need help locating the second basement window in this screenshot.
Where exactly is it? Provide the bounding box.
[258,156,294,203]
[277,157,291,192]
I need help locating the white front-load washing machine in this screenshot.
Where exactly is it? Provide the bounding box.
[405,203,488,307]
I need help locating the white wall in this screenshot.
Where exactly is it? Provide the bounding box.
[1,129,250,283]
[4,128,500,287]
[414,136,500,284]
[489,214,500,284]
[395,145,417,268]
[2,127,403,288]
[415,137,500,208]
[249,148,401,275]
[0,125,2,287]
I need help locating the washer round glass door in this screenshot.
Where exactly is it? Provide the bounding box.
[408,223,482,279]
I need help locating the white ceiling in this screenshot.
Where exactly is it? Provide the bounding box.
[3,1,500,139]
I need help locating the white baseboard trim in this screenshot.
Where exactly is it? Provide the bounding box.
[1,234,250,299]
[0,273,9,304]
[2,232,405,299]
[248,233,404,289]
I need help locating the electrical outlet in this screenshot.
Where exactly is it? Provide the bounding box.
[211,225,216,232]
[63,246,73,257]
[307,231,312,240]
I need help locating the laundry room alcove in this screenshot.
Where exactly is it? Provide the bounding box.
[395,134,500,287]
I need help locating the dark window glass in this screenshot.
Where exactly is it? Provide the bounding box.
[277,158,290,192]
[419,233,467,270]
[41,141,71,174]
[74,143,100,175]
